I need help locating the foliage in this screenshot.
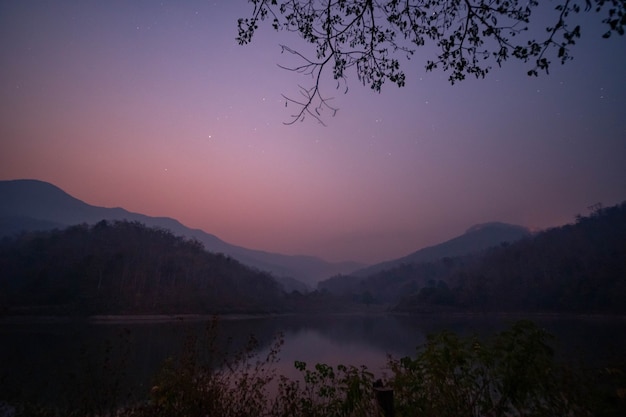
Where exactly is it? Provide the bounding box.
[389,320,590,417]
[142,319,283,417]
[591,365,626,417]
[449,201,626,313]
[348,201,626,313]
[238,0,626,124]
[0,220,284,315]
[319,261,464,305]
[6,320,626,417]
[114,319,381,417]
[316,202,625,313]
[271,361,378,416]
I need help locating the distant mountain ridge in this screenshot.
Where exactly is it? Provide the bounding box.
[0,179,363,288]
[348,222,531,278]
[392,202,626,313]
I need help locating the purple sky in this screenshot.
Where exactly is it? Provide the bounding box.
[1,1,625,264]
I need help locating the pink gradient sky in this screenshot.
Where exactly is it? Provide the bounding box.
[1,1,625,263]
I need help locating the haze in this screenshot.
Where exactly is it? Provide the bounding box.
[1,1,624,263]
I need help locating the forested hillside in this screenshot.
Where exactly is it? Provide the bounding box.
[0,179,363,287]
[315,202,626,314]
[349,222,529,277]
[395,202,626,313]
[0,220,284,315]
[2,203,624,316]
[319,222,529,302]
[319,259,467,304]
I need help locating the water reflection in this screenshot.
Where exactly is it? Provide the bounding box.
[1,313,624,409]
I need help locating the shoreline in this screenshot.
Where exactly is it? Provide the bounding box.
[1,310,626,325]
[0,313,286,325]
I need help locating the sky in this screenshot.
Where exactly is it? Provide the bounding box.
[1,1,625,264]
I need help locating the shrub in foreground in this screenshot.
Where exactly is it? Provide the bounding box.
[7,320,626,417]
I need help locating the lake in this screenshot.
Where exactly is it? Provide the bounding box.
[1,313,625,410]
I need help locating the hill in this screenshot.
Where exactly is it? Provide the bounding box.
[393,202,626,313]
[317,203,626,314]
[319,222,530,301]
[349,222,530,277]
[0,220,285,315]
[0,179,364,288]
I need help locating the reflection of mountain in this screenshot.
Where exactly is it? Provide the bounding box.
[234,314,434,361]
[240,314,626,372]
[0,179,364,287]
[0,315,466,406]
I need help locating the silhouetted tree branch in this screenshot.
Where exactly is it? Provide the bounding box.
[237,0,625,124]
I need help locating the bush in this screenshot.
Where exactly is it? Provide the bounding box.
[10,319,625,417]
[388,320,590,417]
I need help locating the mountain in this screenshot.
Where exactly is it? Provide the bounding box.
[348,222,530,277]
[393,202,626,313]
[0,179,363,287]
[318,204,626,312]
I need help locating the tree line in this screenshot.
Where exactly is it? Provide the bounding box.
[445,201,626,313]
[0,220,284,315]
[2,201,624,315]
[321,201,626,314]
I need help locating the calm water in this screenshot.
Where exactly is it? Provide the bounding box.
[1,313,625,408]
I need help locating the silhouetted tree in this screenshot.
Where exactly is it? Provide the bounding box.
[238,0,625,124]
